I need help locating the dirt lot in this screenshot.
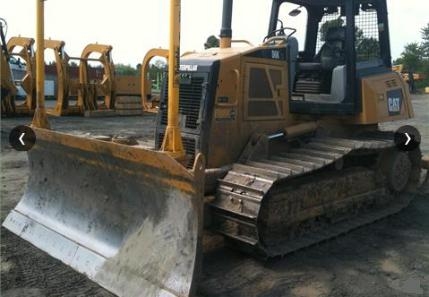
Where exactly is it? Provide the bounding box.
[1,95,429,297]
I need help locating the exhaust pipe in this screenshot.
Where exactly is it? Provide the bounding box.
[220,0,233,48]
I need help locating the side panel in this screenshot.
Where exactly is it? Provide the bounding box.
[206,56,242,168]
[349,72,413,124]
[207,54,296,168]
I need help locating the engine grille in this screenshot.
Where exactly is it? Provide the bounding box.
[160,76,205,130]
[385,79,398,89]
[157,73,207,168]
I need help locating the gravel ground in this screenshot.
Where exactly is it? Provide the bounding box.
[1,95,429,297]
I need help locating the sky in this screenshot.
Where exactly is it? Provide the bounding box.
[2,0,428,66]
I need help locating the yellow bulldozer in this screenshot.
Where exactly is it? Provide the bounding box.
[0,33,37,116]
[3,0,428,297]
[392,64,425,82]
[43,42,117,116]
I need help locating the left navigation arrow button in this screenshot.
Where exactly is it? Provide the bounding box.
[9,126,36,151]
[19,133,26,146]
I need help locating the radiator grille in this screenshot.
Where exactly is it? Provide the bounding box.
[385,79,398,89]
[160,77,205,130]
[157,73,206,169]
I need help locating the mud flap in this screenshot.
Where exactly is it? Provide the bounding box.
[2,128,205,297]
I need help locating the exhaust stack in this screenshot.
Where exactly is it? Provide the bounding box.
[220,0,233,48]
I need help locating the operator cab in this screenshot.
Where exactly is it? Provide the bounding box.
[267,0,392,115]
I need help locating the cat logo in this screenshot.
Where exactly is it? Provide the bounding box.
[388,97,400,112]
[387,89,403,115]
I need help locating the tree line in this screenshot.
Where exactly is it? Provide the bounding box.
[114,59,166,80]
[394,23,429,89]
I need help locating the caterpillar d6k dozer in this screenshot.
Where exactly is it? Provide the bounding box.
[3,0,427,297]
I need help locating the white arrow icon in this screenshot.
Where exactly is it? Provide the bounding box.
[19,133,25,146]
[405,132,411,146]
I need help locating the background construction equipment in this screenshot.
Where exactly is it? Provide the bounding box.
[1,25,161,117]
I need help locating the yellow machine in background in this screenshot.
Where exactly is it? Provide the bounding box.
[114,75,142,116]
[3,1,427,297]
[1,17,17,115]
[77,43,116,112]
[392,64,425,82]
[5,37,36,115]
[0,48,17,115]
[47,42,143,116]
[1,14,160,118]
[141,48,168,112]
[2,36,141,117]
[44,39,71,116]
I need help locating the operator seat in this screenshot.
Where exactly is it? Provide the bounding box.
[299,26,346,72]
[318,26,346,70]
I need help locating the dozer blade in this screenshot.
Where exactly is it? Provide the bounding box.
[3,127,204,297]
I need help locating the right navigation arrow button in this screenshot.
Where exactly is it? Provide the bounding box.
[394,125,421,151]
[405,132,411,146]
